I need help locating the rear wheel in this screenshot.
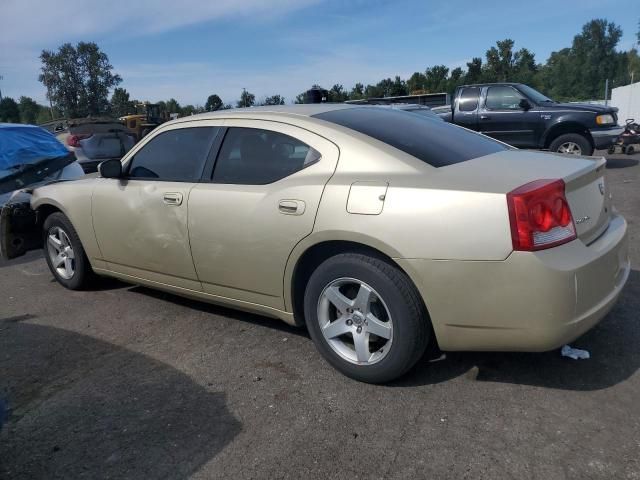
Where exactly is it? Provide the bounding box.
[549,133,593,156]
[304,253,429,383]
[43,213,95,290]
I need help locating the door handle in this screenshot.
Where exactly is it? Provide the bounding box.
[163,192,183,206]
[480,115,491,120]
[278,199,305,215]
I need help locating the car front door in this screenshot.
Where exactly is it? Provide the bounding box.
[188,120,339,310]
[91,123,221,290]
[478,85,539,147]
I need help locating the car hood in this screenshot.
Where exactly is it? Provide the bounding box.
[544,102,618,114]
[0,160,85,202]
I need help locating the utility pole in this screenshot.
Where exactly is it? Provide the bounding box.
[604,78,609,106]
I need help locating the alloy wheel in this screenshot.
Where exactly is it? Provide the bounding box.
[557,142,582,155]
[317,277,393,365]
[47,226,75,280]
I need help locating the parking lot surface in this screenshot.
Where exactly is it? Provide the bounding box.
[1,152,639,479]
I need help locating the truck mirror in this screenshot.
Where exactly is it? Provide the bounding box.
[519,99,531,111]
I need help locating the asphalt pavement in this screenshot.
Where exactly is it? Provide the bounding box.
[1,151,639,479]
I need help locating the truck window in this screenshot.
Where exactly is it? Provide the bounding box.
[458,87,480,112]
[485,86,525,110]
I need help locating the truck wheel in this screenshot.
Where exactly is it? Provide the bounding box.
[304,253,429,383]
[549,134,593,156]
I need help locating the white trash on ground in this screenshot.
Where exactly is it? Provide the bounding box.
[561,345,591,360]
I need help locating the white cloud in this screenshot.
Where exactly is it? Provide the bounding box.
[0,0,321,49]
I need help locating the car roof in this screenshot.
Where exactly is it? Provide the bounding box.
[172,103,356,124]
[457,82,522,88]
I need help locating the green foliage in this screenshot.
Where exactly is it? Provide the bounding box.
[205,94,223,111]
[39,42,121,118]
[261,94,286,105]
[165,98,181,113]
[18,96,43,124]
[0,97,20,122]
[110,87,133,117]
[237,90,255,108]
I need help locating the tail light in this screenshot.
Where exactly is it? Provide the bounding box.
[507,179,576,251]
[67,134,91,147]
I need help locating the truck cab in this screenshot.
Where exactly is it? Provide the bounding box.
[442,83,623,156]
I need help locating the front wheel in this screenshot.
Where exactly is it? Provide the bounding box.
[549,133,593,156]
[43,212,95,290]
[304,253,429,383]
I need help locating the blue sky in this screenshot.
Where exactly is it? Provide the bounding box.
[0,0,638,107]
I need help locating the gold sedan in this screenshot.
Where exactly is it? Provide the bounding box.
[2,105,630,383]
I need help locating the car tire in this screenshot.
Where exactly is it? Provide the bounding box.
[304,253,429,383]
[549,133,593,156]
[43,212,95,290]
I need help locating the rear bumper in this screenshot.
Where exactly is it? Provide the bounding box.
[590,126,624,149]
[397,212,630,351]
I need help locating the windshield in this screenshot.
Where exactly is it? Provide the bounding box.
[518,84,555,103]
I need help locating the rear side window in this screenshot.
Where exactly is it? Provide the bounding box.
[458,87,480,112]
[127,127,219,181]
[314,107,509,167]
[212,127,321,185]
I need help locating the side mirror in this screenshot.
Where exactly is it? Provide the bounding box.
[98,159,122,178]
[519,99,532,111]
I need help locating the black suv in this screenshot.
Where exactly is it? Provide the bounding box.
[440,83,622,155]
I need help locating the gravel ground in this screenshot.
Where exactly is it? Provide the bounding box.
[1,151,639,480]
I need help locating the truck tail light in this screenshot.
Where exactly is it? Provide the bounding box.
[507,179,576,251]
[67,134,91,147]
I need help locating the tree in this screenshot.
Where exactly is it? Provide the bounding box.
[0,97,20,123]
[165,98,181,114]
[465,57,483,84]
[407,72,427,93]
[425,65,449,92]
[349,83,365,100]
[485,39,516,82]
[328,84,348,102]
[18,96,42,124]
[262,94,285,105]
[237,90,255,108]
[110,87,132,117]
[39,42,122,117]
[205,94,223,111]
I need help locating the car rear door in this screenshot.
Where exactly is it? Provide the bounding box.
[91,123,221,290]
[188,120,339,310]
[478,85,539,147]
[452,87,481,131]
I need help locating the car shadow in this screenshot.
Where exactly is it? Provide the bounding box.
[606,157,639,169]
[0,322,241,479]
[393,269,640,391]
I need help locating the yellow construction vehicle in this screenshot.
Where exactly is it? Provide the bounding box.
[119,103,169,141]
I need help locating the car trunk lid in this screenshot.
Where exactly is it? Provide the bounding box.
[436,150,611,244]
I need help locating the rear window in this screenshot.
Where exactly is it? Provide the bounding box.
[313,107,509,167]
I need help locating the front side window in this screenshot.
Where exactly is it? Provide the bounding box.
[458,87,480,112]
[212,127,321,185]
[485,86,525,110]
[127,127,219,181]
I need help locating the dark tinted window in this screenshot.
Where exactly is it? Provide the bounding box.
[485,86,525,110]
[458,87,480,112]
[212,128,321,185]
[314,107,509,167]
[128,127,219,181]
